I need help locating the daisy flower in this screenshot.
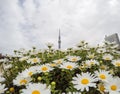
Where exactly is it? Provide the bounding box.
[66,56,81,62]
[97,83,106,94]
[111,59,120,67]
[27,57,40,64]
[46,42,54,48]
[104,77,120,94]
[72,72,98,91]
[48,63,58,67]
[95,70,112,82]
[3,64,12,70]
[13,74,31,86]
[76,40,86,48]
[62,92,81,94]
[68,92,81,94]
[102,54,113,61]
[60,62,78,70]
[19,56,29,62]
[53,59,64,65]
[99,65,108,70]
[0,76,5,82]
[97,48,106,53]
[87,53,95,59]
[85,59,99,67]
[21,83,51,94]
[30,50,39,55]
[0,58,9,63]
[0,83,7,94]
[20,67,37,78]
[36,64,53,73]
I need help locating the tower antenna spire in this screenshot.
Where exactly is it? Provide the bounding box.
[58,29,61,49]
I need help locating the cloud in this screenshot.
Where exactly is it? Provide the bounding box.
[0,0,28,54]
[0,0,120,54]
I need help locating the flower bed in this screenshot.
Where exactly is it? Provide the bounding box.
[0,41,120,94]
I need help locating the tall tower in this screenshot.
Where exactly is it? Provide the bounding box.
[58,29,61,49]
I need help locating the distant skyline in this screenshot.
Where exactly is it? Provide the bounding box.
[0,0,120,54]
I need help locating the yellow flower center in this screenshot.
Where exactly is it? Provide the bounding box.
[67,65,73,69]
[81,78,89,85]
[71,58,77,62]
[105,57,110,60]
[28,72,33,76]
[33,58,38,63]
[41,66,48,72]
[90,62,94,65]
[99,85,105,92]
[32,90,40,94]
[100,65,106,70]
[111,85,117,91]
[83,64,88,67]
[88,55,94,59]
[99,74,106,79]
[57,60,62,64]
[115,62,120,66]
[20,79,27,85]
[50,64,56,67]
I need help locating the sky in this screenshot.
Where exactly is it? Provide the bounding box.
[0,0,120,54]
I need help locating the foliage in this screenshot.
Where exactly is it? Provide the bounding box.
[0,41,120,94]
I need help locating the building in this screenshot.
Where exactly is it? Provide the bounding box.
[0,53,4,59]
[105,33,120,50]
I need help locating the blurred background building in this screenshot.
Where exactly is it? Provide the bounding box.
[0,53,5,59]
[105,33,120,50]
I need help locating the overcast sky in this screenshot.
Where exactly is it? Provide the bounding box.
[0,0,120,54]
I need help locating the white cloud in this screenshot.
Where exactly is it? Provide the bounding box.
[0,0,120,54]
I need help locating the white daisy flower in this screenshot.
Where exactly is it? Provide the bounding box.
[102,54,113,61]
[72,72,98,91]
[0,76,5,82]
[27,57,40,64]
[36,64,53,73]
[76,40,86,48]
[3,64,12,69]
[111,59,120,67]
[104,77,120,94]
[95,70,112,82]
[68,92,81,94]
[60,62,78,70]
[87,53,95,59]
[97,48,106,53]
[30,50,39,55]
[85,59,99,67]
[116,51,120,54]
[97,83,106,94]
[62,92,81,94]
[66,56,81,62]
[0,83,7,94]
[19,56,29,62]
[99,65,108,70]
[48,63,58,67]
[0,58,9,63]
[46,42,54,48]
[111,44,119,49]
[20,67,37,78]
[53,59,64,65]
[21,83,51,94]
[13,75,31,86]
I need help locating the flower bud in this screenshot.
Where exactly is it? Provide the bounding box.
[51,81,56,85]
[9,87,15,92]
[37,76,42,81]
